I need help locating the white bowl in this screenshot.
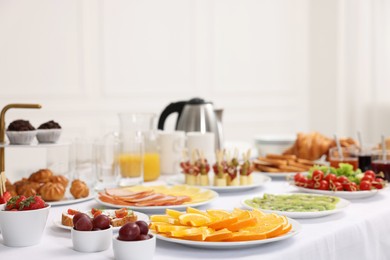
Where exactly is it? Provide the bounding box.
[0,204,50,247]
[113,234,156,260]
[71,226,113,253]
[254,134,296,156]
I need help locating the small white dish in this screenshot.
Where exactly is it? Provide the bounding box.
[71,226,112,253]
[0,204,50,247]
[113,234,156,260]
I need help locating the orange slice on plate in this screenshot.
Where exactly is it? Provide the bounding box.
[179,213,211,227]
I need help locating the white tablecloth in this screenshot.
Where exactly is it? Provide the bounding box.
[1,177,390,260]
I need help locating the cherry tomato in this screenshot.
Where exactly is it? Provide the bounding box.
[294,173,305,182]
[312,170,324,182]
[337,176,349,184]
[115,208,129,218]
[361,175,374,183]
[359,180,372,191]
[318,180,329,190]
[372,178,385,189]
[306,179,315,189]
[296,176,308,187]
[324,173,337,183]
[364,170,376,179]
[343,182,358,191]
[332,181,343,191]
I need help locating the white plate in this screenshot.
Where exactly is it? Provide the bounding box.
[47,193,94,206]
[241,193,350,219]
[154,217,301,249]
[94,189,219,214]
[292,185,379,199]
[166,173,271,192]
[53,210,149,231]
[256,172,303,179]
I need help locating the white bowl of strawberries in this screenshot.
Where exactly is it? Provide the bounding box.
[71,212,113,252]
[0,195,50,247]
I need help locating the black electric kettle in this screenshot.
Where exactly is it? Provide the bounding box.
[158,98,224,149]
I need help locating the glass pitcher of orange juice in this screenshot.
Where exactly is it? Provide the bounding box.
[118,113,160,182]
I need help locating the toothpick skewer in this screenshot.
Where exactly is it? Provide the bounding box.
[0,171,6,197]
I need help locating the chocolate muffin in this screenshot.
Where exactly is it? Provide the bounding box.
[7,120,35,131]
[38,120,61,129]
[36,120,62,143]
[6,119,37,145]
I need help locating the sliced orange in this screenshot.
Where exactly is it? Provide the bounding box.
[231,208,252,220]
[206,209,231,219]
[179,213,211,227]
[150,215,180,225]
[204,228,233,242]
[169,227,210,241]
[226,217,257,232]
[156,224,189,233]
[208,217,238,230]
[224,231,266,242]
[165,209,183,219]
[186,207,208,216]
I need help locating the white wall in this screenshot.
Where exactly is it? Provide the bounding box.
[0,0,310,145]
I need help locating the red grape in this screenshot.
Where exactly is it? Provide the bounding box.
[93,214,110,230]
[75,216,93,231]
[118,222,140,241]
[138,234,150,240]
[73,213,90,227]
[136,220,149,235]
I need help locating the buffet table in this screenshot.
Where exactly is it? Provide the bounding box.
[1,177,390,260]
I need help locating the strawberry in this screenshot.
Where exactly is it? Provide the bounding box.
[20,195,46,210]
[5,195,26,210]
[0,191,12,204]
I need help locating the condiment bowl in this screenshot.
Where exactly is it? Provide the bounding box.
[71,226,113,253]
[0,204,50,247]
[113,234,156,260]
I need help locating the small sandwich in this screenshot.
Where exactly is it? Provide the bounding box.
[61,207,137,227]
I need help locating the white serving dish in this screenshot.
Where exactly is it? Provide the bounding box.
[0,204,50,247]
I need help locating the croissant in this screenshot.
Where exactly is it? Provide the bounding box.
[29,169,53,183]
[39,182,66,201]
[70,179,89,199]
[283,132,358,161]
[5,179,17,196]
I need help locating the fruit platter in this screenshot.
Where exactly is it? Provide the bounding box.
[291,164,387,199]
[149,207,301,249]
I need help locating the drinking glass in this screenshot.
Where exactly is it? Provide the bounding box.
[94,136,120,191]
[328,146,359,170]
[71,138,96,188]
[118,113,160,182]
[371,150,390,181]
[118,132,144,187]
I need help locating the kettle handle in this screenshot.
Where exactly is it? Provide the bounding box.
[158,101,187,130]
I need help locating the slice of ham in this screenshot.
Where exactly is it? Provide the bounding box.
[99,188,193,207]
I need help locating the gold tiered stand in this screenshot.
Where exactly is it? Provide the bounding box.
[0,103,41,195]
